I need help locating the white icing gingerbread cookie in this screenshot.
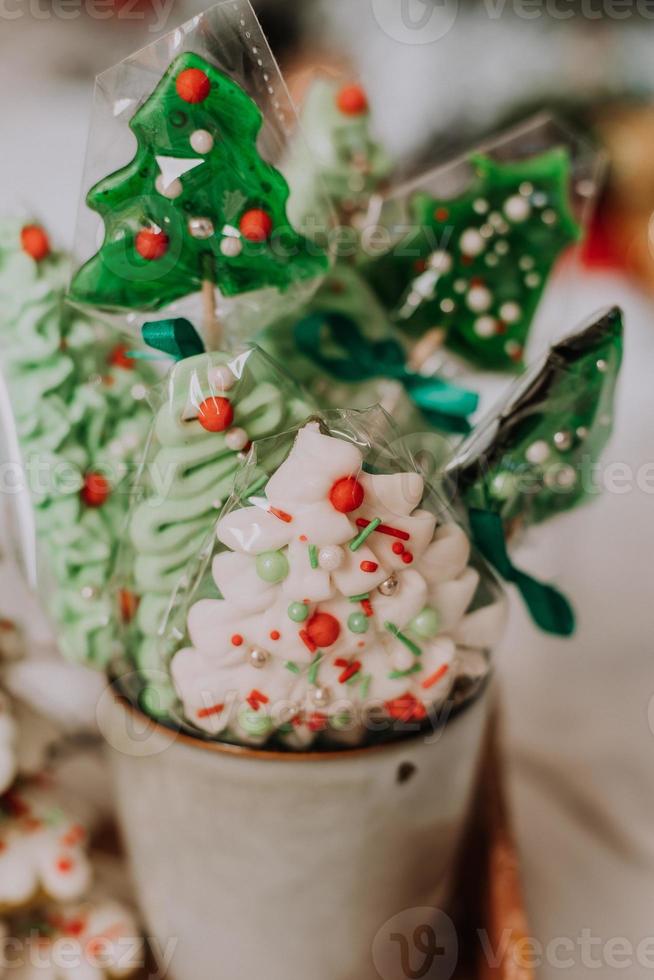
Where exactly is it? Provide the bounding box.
[0,781,92,913]
[171,423,507,748]
[4,900,143,979]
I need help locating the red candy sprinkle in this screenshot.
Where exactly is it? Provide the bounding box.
[109,344,134,370]
[135,229,169,261]
[401,552,414,564]
[118,589,139,624]
[81,473,110,508]
[434,207,449,221]
[360,561,378,573]
[231,634,243,647]
[421,664,449,690]
[385,693,427,723]
[197,704,224,719]
[57,858,74,874]
[21,225,50,261]
[239,209,273,242]
[197,396,234,432]
[306,611,341,648]
[270,630,281,641]
[329,477,364,513]
[336,84,368,116]
[247,689,269,711]
[392,542,404,555]
[176,67,211,103]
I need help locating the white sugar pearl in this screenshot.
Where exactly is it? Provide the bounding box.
[459,228,485,257]
[504,194,531,223]
[190,129,214,154]
[318,545,344,572]
[526,440,550,465]
[466,285,492,313]
[155,174,182,199]
[474,316,496,338]
[220,236,243,258]
[208,364,236,390]
[225,427,249,452]
[499,301,521,323]
[428,250,452,274]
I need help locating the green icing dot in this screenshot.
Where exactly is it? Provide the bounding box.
[256,550,289,584]
[238,707,274,738]
[347,612,369,634]
[489,471,518,501]
[409,607,441,639]
[288,601,309,623]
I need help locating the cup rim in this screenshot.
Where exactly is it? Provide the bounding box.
[111,675,490,764]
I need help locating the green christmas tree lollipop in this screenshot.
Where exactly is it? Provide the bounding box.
[451,307,623,528]
[70,52,328,325]
[363,148,582,370]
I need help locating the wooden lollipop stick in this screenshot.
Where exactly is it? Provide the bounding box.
[408,327,446,372]
[202,278,221,351]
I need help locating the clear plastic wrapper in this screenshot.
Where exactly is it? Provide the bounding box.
[114,344,315,718]
[449,307,623,528]
[359,113,605,370]
[0,219,155,668]
[70,0,333,345]
[118,406,508,751]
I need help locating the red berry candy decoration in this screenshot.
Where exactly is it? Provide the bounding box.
[176,68,211,104]
[109,344,133,370]
[135,229,169,261]
[21,225,50,262]
[239,209,273,243]
[306,612,341,648]
[81,473,110,508]
[197,396,234,433]
[336,84,369,116]
[329,477,364,513]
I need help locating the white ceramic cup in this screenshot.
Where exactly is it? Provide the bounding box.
[99,684,492,980]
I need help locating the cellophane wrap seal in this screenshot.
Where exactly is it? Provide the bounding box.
[113,343,315,717]
[0,218,155,668]
[70,0,333,346]
[128,405,508,751]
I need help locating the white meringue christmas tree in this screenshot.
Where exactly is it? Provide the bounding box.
[171,419,507,749]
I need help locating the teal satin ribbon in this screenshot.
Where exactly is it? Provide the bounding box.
[469,507,576,637]
[136,318,205,361]
[293,312,478,434]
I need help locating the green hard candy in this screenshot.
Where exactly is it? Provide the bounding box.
[288,602,309,623]
[409,607,440,639]
[347,612,369,634]
[256,550,289,584]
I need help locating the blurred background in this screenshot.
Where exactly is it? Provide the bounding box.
[2,3,654,977]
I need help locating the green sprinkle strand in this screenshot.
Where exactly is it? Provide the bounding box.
[349,517,381,552]
[241,474,267,500]
[308,544,319,569]
[384,621,422,658]
[346,669,362,686]
[388,664,423,680]
[360,674,372,699]
[308,652,323,685]
[348,592,370,603]
[284,661,300,674]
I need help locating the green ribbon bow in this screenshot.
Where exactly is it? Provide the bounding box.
[294,312,479,434]
[469,507,575,637]
[137,318,205,361]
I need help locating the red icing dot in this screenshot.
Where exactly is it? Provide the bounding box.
[329,477,364,513]
[306,611,341,648]
[231,634,243,647]
[270,630,281,641]
[109,344,134,370]
[299,535,308,542]
[57,857,74,874]
[81,473,110,508]
[239,209,273,242]
[198,396,234,432]
[21,225,50,261]
[176,67,211,103]
[401,552,414,565]
[135,229,169,261]
[434,208,449,221]
[336,84,369,116]
[392,542,404,555]
[63,919,86,937]
[360,560,378,573]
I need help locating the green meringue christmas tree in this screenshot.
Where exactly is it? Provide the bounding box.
[70,52,328,320]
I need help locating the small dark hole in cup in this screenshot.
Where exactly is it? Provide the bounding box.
[397,762,416,784]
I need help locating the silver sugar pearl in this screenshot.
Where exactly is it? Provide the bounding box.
[553,430,573,452]
[249,648,269,669]
[576,426,589,440]
[188,216,215,239]
[80,585,97,600]
[596,359,608,373]
[312,685,331,706]
[378,574,399,597]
